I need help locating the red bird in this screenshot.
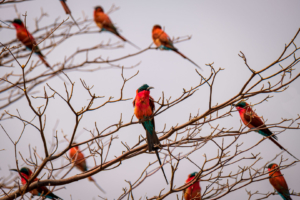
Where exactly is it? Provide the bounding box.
[93,6,140,49]
[183,172,201,200]
[233,100,298,160]
[10,167,63,199]
[69,145,105,193]
[133,84,168,184]
[267,163,292,200]
[152,25,202,70]
[8,19,51,68]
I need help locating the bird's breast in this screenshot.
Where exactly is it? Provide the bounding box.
[154,38,162,47]
[134,102,152,120]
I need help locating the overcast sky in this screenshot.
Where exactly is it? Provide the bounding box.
[0,0,300,199]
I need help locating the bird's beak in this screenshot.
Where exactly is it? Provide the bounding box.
[2,20,12,27]
[232,103,236,107]
[147,86,154,90]
[10,169,18,172]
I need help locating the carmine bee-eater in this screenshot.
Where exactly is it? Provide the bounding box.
[7,19,51,68]
[183,172,201,200]
[233,100,298,160]
[266,163,292,200]
[10,167,63,200]
[133,84,168,184]
[69,145,106,193]
[59,0,80,30]
[93,6,140,49]
[152,25,202,70]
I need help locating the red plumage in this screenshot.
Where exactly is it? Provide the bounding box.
[183,173,201,200]
[267,164,292,200]
[69,145,105,192]
[12,167,62,199]
[11,19,51,68]
[151,25,202,69]
[93,6,140,49]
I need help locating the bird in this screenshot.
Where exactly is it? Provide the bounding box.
[152,25,202,70]
[69,144,106,193]
[7,19,51,68]
[233,100,298,160]
[59,0,80,30]
[183,172,201,200]
[133,84,168,184]
[10,167,63,200]
[93,6,140,49]
[266,163,292,200]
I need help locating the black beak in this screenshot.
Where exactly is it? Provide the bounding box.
[147,86,154,90]
[10,169,18,172]
[1,20,11,27]
[232,103,236,107]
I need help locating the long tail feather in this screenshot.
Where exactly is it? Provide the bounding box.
[37,54,67,83]
[38,54,51,68]
[60,1,80,30]
[174,50,203,71]
[60,1,71,14]
[155,149,168,185]
[116,34,140,50]
[89,177,106,193]
[269,137,299,161]
[69,13,81,30]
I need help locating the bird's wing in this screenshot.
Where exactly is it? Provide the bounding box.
[149,95,155,130]
[270,175,291,199]
[100,13,119,34]
[154,30,177,50]
[243,108,274,137]
[133,97,136,107]
[149,95,155,112]
[18,30,43,55]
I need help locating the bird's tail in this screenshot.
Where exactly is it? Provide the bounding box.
[60,0,71,14]
[59,0,80,30]
[38,54,51,68]
[279,193,292,200]
[143,120,160,152]
[155,149,168,185]
[143,120,168,184]
[37,54,67,82]
[269,137,299,161]
[46,191,63,200]
[174,50,203,71]
[174,50,187,59]
[89,177,106,193]
[116,34,140,50]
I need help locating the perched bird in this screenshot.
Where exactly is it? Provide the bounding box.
[267,163,292,200]
[59,0,80,30]
[7,19,51,68]
[93,6,140,49]
[233,100,298,160]
[69,145,106,193]
[133,84,168,184]
[10,167,63,200]
[183,172,201,200]
[152,25,202,70]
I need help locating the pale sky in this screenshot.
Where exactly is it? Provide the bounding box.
[0,0,300,199]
